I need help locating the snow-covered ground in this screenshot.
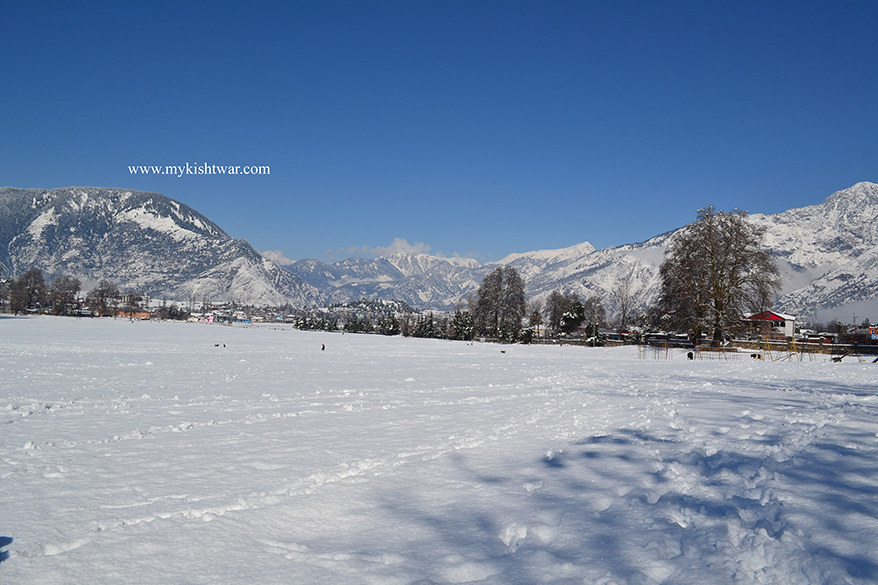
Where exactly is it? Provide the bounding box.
[2,316,877,584]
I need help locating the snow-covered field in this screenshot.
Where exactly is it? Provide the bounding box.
[2,316,877,584]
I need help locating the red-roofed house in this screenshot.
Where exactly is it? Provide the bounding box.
[745,310,796,340]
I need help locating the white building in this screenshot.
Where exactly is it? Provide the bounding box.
[745,311,796,339]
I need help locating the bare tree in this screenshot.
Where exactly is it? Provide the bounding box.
[582,295,607,328]
[613,271,634,328]
[87,279,121,313]
[0,266,9,312]
[49,275,81,315]
[10,268,47,314]
[473,266,526,339]
[527,298,543,330]
[544,290,578,335]
[658,206,780,342]
[473,267,502,335]
[122,290,143,310]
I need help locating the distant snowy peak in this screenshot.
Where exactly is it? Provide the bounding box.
[386,252,481,274]
[285,252,487,310]
[383,253,481,281]
[497,241,597,266]
[824,181,878,211]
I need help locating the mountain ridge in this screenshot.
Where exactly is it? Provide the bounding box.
[2,182,877,320]
[282,182,878,319]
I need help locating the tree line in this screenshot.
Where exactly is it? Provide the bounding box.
[0,268,189,319]
[0,268,85,315]
[340,311,476,340]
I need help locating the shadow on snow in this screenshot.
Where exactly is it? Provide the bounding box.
[377,403,878,584]
[0,537,12,564]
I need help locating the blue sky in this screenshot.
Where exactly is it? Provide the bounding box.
[3,1,876,263]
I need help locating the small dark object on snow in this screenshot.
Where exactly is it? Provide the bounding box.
[321,344,325,351]
[687,352,694,360]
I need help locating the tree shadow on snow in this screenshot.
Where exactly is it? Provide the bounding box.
[378,405,878,584]
[0,537,12,563]
[538,422,878,582]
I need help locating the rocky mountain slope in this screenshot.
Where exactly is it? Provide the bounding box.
[0,187,320,306]
[285,253,482,309]
[751,182,878,317]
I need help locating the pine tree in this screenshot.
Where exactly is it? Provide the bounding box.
[449,310,475,340]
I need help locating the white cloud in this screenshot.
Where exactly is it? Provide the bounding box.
[325,238,432,261]
[323,238,484,262]
[261,249,295,265]
[374,238,433,256]
[269,239,481,264]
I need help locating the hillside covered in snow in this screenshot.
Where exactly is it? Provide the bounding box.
[0,187,320,306]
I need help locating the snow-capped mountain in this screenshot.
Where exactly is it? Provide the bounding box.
[3,182,876,317]
[0,187,321,306]
[282,232,671,313]
[285,182,878,319]
[751,182,878,318]
[285,252,484,309]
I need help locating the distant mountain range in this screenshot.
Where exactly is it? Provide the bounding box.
[2,182,876,320]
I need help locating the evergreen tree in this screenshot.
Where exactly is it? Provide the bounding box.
[436,315,449,339]
[376,314,400,336]
[344,316,362,333]
[449,310,475,340]
[400,312,416,337]
[560,300,585,335]
[413,312,436,338]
